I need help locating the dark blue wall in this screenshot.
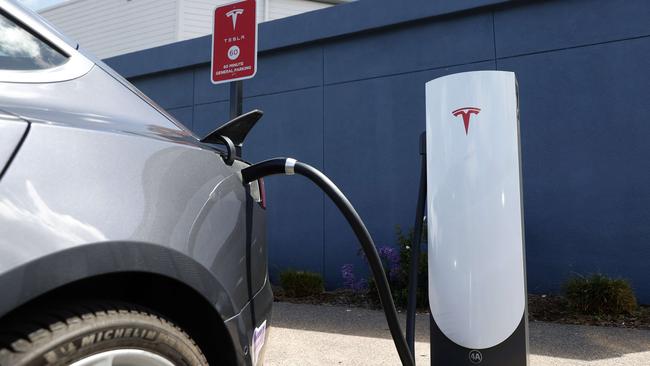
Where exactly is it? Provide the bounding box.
[107,0,650,302]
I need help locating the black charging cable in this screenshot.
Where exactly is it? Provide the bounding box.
[241,158,416,366]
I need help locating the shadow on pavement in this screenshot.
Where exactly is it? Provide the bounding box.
[272,302,650,362]
[272,301,430,340]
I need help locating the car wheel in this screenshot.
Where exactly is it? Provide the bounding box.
[0,301,208,366]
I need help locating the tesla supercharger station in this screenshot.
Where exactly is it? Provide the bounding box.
[233,69,529,366]
[425,71,529,366]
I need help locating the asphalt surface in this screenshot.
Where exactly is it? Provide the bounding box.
[264,302,650,365]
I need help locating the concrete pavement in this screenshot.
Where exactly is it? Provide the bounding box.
[264,302,650,365]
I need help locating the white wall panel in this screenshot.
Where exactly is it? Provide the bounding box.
[179,0,229,40]
[40,0,338,58]
[41,0,178,59]
[179,0,330,40]
[267,0,329,21]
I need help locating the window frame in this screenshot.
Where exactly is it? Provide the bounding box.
[0,1,93,83]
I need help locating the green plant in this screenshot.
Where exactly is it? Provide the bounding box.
[280,270,324,297]
[363,226,428,309]
[564,274,637,315]
[394,226,428,308]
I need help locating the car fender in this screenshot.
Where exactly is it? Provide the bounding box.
[0,240,236,320]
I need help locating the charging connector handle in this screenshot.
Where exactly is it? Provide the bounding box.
[242,158,415,366]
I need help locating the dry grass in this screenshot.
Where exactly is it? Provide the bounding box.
[274,287,650,329]
[528,294,650,329]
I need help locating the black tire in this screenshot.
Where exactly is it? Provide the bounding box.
[0,301,208,366]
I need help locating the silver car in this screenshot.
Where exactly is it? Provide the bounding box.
[0,1,271,365]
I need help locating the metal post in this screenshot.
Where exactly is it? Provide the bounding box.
[230,80,243,156]
[230,80,243,119]
[406,132,427,356]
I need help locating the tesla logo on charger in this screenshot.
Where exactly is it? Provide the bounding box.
[452,107,481,135]
[226,9,244,29]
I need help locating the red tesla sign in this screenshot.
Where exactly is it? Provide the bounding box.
[211,0,257,84]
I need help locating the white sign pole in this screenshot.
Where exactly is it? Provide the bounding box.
[425,71,528,366]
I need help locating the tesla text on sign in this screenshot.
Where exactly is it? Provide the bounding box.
[212,0,257,84]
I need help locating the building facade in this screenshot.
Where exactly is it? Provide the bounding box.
[103,0,650,302]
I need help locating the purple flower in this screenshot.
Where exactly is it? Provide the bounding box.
[341,264,367,291]
[377,246,400,282]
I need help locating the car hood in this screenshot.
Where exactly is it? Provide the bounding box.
[0,66,198,145]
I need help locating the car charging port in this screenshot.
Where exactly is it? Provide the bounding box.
[241,157,415,366]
